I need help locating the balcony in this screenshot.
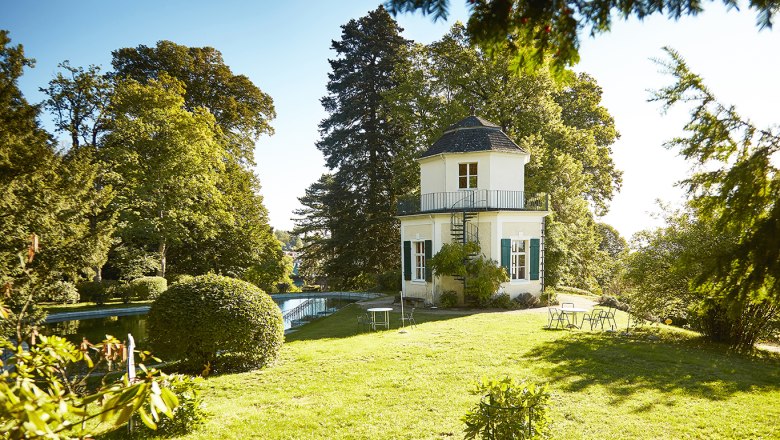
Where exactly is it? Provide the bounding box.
[397,190,548,215]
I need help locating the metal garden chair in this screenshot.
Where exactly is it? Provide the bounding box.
[600,307,618,331]
[357,312,374,332]
[400,307,417,329]
[580,307,604,330]
[546,307,570,329]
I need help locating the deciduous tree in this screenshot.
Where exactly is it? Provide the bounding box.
[111,40,275,166]
[104,75,226,278]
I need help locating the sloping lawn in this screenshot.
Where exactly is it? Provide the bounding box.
[178,305,780,439]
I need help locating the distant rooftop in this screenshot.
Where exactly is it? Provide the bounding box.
[420,115,527,158]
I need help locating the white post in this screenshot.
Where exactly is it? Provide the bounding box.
[399,290,407,334]
[127,333,136,434]
[127,333,136,381]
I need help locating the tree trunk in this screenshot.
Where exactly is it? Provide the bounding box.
[158,240,167,278]
[93,265,102,283]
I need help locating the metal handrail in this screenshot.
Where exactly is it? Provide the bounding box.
[282,298,318,323]
[398,190,548,215]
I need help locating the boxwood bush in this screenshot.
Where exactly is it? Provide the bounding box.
[129,276,168,300]
[76,280,117,305]
[147,274,283,374]
[43,281,80,304]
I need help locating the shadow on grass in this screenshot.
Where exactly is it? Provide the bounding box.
[285,303,470,342]
[525,330,780,405]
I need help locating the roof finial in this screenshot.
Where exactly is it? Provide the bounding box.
[469,105,475,116]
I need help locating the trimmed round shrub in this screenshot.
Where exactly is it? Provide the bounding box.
[168,273,194,285]
[147,274,283,373]
[114,282,133,304]
[76,280,116,305]
[43,281,80,304]
[440,290,458,308]
[128,276,168,300]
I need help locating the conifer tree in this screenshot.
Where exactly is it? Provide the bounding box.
[295,7,416,289]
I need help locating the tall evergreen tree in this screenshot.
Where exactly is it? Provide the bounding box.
[647,48,780,349]
[295,7,415,289]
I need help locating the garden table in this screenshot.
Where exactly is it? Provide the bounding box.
[560,307,588,328]
[367,307,392,330]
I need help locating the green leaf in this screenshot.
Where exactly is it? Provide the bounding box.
[138,407,157,430]
[160,387,180,411]
[113,404,135,427]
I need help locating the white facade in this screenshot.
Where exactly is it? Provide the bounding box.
[400,211,546,304]
[419,151,529,194]
[399,122,548,305]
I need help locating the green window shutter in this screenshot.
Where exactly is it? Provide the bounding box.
[424,240,433,282]
[500,239,511,275]
[530,238,540,280]
[403,241,412,281]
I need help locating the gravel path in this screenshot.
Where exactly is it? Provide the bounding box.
[357,292,598,315]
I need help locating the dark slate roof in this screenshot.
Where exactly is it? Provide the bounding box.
[420,115,527,158]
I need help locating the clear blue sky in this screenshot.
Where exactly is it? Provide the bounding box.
[3,1,778,239]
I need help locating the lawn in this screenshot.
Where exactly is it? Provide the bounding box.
[176,304,780,439]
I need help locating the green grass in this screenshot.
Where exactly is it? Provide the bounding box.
[173,304,779,439]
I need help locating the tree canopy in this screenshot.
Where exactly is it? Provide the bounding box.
[112,40,276,166]
[403,24,621,290]
[103,75,227,278]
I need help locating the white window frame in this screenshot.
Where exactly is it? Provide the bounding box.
[458,162,478,190]
[510,239,527,281]
[412,240,426,282]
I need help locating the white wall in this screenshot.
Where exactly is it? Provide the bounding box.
[419,151,529,195]
[400,211,547,303]
[489,152,527,193]
[420,156,446,194]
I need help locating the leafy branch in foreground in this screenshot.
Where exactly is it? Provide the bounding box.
[387,0,779,74]
[0,237,185,439]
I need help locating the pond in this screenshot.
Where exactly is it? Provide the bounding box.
[42,295,358,348]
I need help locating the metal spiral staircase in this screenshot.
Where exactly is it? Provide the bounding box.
[450,194,480,291]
